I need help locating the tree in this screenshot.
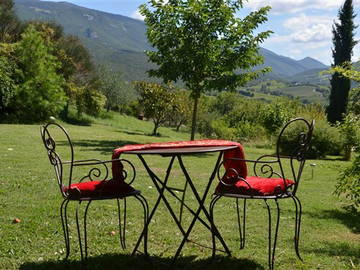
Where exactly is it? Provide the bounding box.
[171,90,192,131]
[329,64,360,160]
[331,64,360,115]
[327,0,357,124]
[334,153,360,212]
[73,83,106,117]
[0,0,21,42]
[134,81,175,135]
[98,65,136,112]
[140,0,272,140]
[0,55,16,115]
[11,25,66,122]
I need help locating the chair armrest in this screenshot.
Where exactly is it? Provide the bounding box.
[63,158,136,185]
[63,158,122,166]
[218,155,283,182]
[222,157,279,164]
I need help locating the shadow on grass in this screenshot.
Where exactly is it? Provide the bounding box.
[303,241,360,265]
[69,140,139,154]
[60,115,93,126]
[20,254,264,270]
[305,209,360,233]
[118,129,171,139]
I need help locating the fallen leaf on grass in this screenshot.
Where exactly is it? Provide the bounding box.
[12,218,21,224]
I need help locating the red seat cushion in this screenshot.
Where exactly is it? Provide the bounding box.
[215,176,295,196]
[64,180,137,199]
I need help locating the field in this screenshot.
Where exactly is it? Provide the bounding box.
[0,113,359,269]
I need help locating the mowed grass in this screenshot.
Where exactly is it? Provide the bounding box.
[0,113,359,270]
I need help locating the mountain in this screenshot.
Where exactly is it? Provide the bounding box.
[288,68,331,85]
[15,0,153,81]
[14,0,328,83]
[259,48,328,78]
[297,57,328,70]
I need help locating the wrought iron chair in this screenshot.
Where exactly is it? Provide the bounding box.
[40,123,148,261]
[210,118,314,269]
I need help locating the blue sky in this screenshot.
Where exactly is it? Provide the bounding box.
[42,0,360,65]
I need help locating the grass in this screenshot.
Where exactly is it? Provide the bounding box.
[0,113,359,269]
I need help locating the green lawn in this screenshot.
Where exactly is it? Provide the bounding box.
[0,114,359,269]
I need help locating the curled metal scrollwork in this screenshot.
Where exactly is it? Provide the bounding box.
[216,159,251,188]
[78,160,110,182]
[118,159,136,185]
[45,137,56,151]
[48,149,60,166]
[253,155,282,179]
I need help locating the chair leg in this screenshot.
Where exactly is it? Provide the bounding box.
[132,194,149,256]
[117,198,127,250]
[209,194,222,258]
[75,201,84,261]
[264,199,280,270]
[60,199,70,259]
[292,196,303,261]
[236,198,246,249]
[83,201,92,259]
[75,200,92,261]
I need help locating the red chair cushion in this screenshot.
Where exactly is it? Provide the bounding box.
[215,176,295,196]
[64,180,137,199]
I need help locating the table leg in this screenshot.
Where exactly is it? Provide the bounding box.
[173,153,231,260]
[132,154,187,255]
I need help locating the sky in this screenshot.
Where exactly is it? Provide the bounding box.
[42,0,360,65]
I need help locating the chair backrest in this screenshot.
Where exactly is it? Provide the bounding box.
[253,118,314,195]
[40,123,74,198]
[276,118,314,195]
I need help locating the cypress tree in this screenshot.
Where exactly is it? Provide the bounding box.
[327,0,357,124]
[0,0,21,42]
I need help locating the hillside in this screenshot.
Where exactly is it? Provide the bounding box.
[14,0,329,84]
[15,0,153,81]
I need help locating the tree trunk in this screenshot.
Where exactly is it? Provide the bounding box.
[152,120,159,136]
[344,146,352,161]
[190,95,199,141]
[61,102,69,119]
[176,120,182,132]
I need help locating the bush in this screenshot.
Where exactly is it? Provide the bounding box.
[337,113,360,160]
[197,112,218,138]
[0,56,16,114]
[211,119,236,140]
[234,121,267,142]
[334,154,360,212]
[262,100,294,133]
[278,119,342,159]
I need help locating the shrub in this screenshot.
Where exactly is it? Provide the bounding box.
[0,56,16,114]
[334,154,360,212]
[278,119,342,159]
[262,100,294,133]
[337,113,360,160]
[234,121,267,142]
[211,119,236,140]
[197,112,218,138]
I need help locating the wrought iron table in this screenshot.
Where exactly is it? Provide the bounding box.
[123,145,238,260]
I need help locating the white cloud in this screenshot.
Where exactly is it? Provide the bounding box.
[266,14,333,46]
[263,14,336,64]
[131,9,145,21]
[353,44,360,62]
[246,0,360,14]
[285,14,333,43]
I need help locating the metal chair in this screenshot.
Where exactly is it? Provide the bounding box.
[210,118,314,269]
[40,123,148,261]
